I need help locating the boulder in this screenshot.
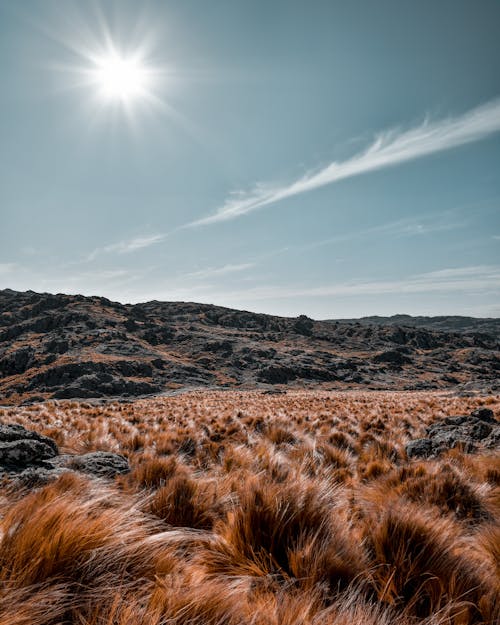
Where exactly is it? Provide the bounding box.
[11,466,66,488]
[373,350,412,366]
[470,407,496,423]
[0,439,57,470]
[67,451,130,477]
[0,346,36,375]
[0,423,58,454]
[405,438,433,458]
[483,427,500,449]
[406,408,497,458]
[258,365,296,384]
[430,429,476,454]
[0,424,129,482]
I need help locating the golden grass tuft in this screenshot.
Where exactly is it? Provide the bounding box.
[0,390,498,624]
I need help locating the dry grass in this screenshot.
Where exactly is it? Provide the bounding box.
[0,390,498,624]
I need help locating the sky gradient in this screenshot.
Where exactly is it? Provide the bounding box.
[1,0,499,318]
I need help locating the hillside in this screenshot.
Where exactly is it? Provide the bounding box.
[0,289,499,403]
[334,314,500,338]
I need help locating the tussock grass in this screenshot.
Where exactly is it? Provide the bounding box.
[0,390,498,624]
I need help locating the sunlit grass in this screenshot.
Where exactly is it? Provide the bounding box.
[0,390,498,624]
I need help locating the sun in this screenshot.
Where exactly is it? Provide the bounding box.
[90,51,153,104]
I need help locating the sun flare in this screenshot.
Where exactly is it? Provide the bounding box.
[90,52,151,103]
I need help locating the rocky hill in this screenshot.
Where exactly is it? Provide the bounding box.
[0,289,498,403]
[333,314,500,338]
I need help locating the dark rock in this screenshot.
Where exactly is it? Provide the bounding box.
[388,328,407,345]
[203,340,234,355]
[20,395,45,405]
[0,439,57,469]
[471,421,493,440]
[483,426,500,449]
[123,318,138,331]
[11,466,65,488]
[67,451,130,477]
[52,385,104,399]
[151,358,166,369]
[141,327,175,345]
[45,339,69,354]
[405,438,433,458]
[0,423,58,454]
[441,415,470,427]
[430,428,476,453]
[441,374,459,384]
[410,407,499,456]
[428,418,492,443]
[470,407,496,423]
[51,372,160,399]
[258,365,297,384]
[0,346,36,375]
[293,315,314,337]
[373,350,412,366]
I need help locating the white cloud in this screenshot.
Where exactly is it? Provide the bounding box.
[182,262,256,280]
[87,233,166,260]
[189,98,500,226]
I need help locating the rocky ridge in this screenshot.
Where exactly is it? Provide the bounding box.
[0,289,498,403]
[334,314,500,338]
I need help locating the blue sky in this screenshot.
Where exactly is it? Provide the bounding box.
[0,0,499,318]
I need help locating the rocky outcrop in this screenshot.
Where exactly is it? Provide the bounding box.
[65,451,130,477]
[292,315,314,337]
[0,423,130,484]
[405,438,433,459]
[373,350,412,367]
[0,423,58,453]
[0,438,57,469]
[0,347,37,375]
[1,289,499,403]
[405,408,498,458]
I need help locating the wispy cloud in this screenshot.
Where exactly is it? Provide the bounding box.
[222,265,500,301]
[183,262,256,280]
[296,212,465,253]
[87,233,166,261]
[189,98,500,226]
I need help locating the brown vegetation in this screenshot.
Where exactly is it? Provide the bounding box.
[0,390,498,624]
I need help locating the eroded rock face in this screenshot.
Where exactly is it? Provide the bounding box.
[405,408,498,458]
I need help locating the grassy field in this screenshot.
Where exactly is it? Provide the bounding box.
[0,390,498,624]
